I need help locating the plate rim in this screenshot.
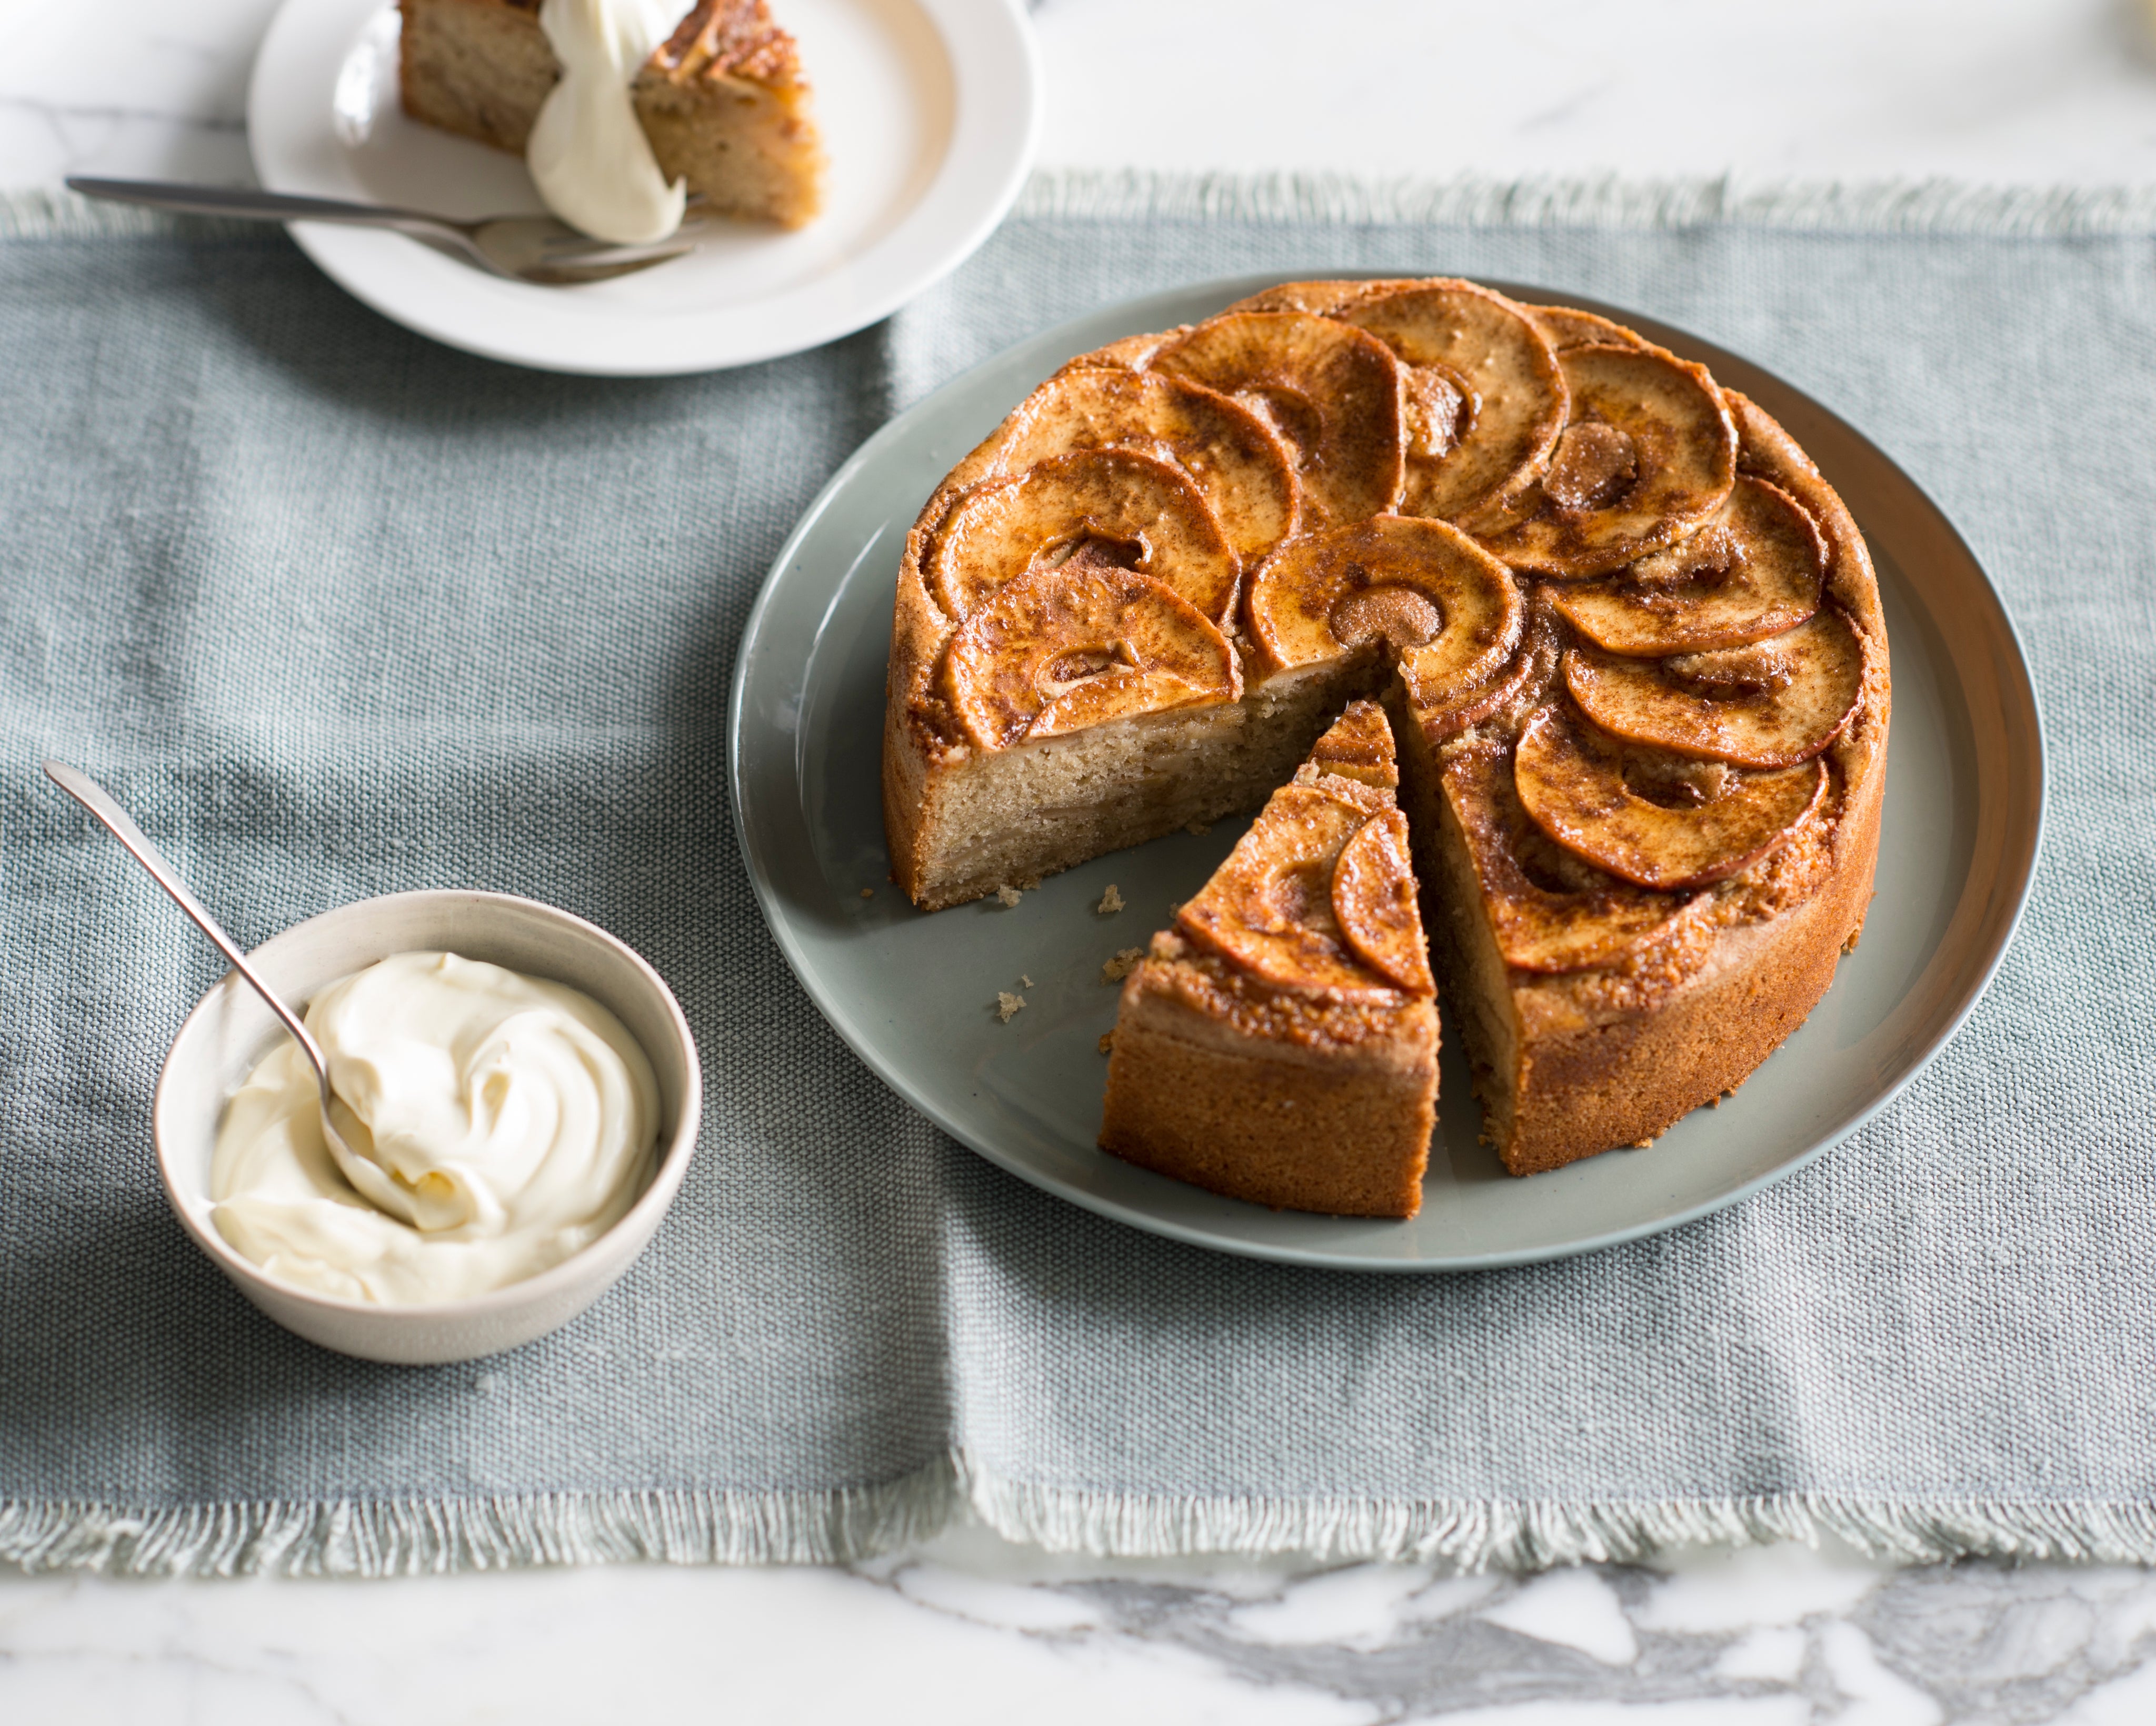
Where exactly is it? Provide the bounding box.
[728,272,2049,1271]
[245,0,1043,376]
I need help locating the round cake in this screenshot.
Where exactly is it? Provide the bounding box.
[882,277,1889,1186]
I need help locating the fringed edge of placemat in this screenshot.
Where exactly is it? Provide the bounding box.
[13,1459,2156,1577]
[11,174,2156,242]
[0,1464,962,1578]
[964,1471,2156,1571]
[1015,169,2156,235]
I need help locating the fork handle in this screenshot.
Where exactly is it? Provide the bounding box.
[66,177,447,233]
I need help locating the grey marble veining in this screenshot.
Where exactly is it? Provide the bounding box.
[849,1536,2156,1723]
[9,1534,2156,1723]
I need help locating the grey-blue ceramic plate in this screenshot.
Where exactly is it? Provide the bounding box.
[728,277,2045,1271]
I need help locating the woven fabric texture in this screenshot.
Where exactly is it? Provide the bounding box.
[2,182,2151,1576]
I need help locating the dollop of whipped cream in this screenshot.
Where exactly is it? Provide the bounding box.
[211,952,661,1304]
[526,0,687,244]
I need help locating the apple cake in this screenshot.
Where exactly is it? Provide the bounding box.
[1100,701,1440,1217]
[882,277,1889,1185]
[397,0,825,228]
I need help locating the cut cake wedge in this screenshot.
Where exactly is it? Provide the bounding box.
[1099,701,1440,1217]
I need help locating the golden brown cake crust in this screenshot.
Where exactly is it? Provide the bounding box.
[885,277,1890,1185]
[652,0,804,86]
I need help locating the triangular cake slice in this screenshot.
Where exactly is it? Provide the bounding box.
[1099,701,1439,1217]
[398,0,824,227]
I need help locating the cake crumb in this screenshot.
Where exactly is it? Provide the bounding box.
[859,888,874,899]
[1096,884,1124,915]
[1166,901,1182,917]
[1100,947,1145,985]
[1097,1031,1114,1056]
[1020,975,1033,988]
[995,885,1022,907]
[1185,819,1211,836]
[996,991,1026,1022]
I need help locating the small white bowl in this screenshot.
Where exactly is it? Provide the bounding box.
[153,890,701,1364]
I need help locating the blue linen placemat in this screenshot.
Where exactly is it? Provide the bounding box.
[3,176,2152,1577]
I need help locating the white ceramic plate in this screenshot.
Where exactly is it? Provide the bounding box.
[729,277,2047,1271]
[247,0,1040,374]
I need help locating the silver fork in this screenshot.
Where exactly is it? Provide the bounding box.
[66,177,697,286]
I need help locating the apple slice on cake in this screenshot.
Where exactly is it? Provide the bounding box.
[1152,313,1405,529]
[1562,608,1866,768]
[1339,279,1569,530]
[1479,344,1738,577]
[974,370,1301,571]
[1551,477,1828,656]
[1513,704,1829,891]
[940,565,1240,750]
[927,450,1241,628]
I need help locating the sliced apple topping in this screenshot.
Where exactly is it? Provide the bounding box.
[1176,784,1405,997]
[1549,476,1825,655]
[1151,312,1404,528]
[927,449,1239,627]
[1524,305,1648,353]
[1479,344,1737,578]
[941,565,1237,750]
[1341,280,1568,525]
[1513,704,1826,891]
[1400,587,1558,743]
[1331,807,1435,992]
[1442,741,1699,973]
[990,369,1299,569]
[1563,606,1864,768]
[1301,697,1400,790]
[1054,330,1175,374]
[1246,515,1522,689]
[1223,279,1402,316]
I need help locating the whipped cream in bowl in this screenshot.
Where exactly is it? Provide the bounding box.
[154,891,700,1363]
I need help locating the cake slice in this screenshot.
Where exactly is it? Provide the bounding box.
[398,0,825,227]
[1099,701,1439,1217]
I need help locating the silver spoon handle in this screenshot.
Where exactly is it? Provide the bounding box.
[65,177,447,233]
[43,761,331,1081]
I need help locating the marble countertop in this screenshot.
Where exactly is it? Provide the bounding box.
[5,2,2153,1720]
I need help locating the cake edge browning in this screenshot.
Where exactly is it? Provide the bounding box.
[1100,956,1438,1218]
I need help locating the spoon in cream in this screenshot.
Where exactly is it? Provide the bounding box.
[43,761,432,1227]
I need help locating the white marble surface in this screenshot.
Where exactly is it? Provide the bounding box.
[6,1,2155,1720]
[12,1523,2156,1724]
[6,0,2156,190]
